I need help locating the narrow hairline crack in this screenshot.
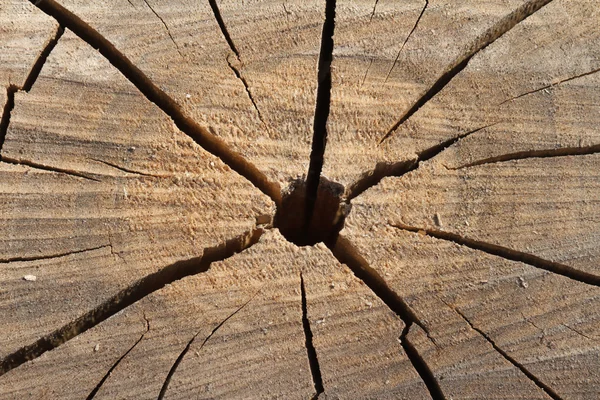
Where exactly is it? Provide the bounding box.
[305,0,336,228]
[29,0,281,206]
[346,123,497,201]
[89,157,166,178]
[86,314,151,400]
[226,57,265,124]
[449,143,600,170]
[300,272,324,398]
[400,323,446,400]
[390,222,600,287]
[141,0,184,58]
[0,227,265,376]
[1,156,100,181]
[369,0,379,22]
[379,0,554,144]
[0,24,64,155]
[499,66,600,105]
[157,290,260,399]
[384,0,428,83]
[1,244,110,264]
[440,299,563,400]
[208,0,266,123]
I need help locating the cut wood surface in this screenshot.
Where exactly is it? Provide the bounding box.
[0,0,599,399]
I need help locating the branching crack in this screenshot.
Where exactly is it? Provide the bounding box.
[0,227,264,376]
[379,0,554,144]
[141,0,183,58]
[1,156,100,181]
[300,273,324,398]
[390,222,600,287]
[384,0,428,83]
[89,157,165,178]
[29,0,281,205]
[86,314,151,400]
[157,291,259,399]
[442,300,563,400]
[0,24,64,155]
[449,143,600,170]
[1,244,110,264]
[499,67,600,105]
[326,234,428,333]
[305,0,336,227]
[346,123,496,200]
[400,323,446,400]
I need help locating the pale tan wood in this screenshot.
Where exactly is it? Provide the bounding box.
[0,1,57,87]
[2,0,600,398]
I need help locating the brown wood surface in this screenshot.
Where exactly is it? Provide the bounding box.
[1,0,599,399]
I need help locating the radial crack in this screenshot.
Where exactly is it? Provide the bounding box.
[208,0,240,59]
[0,24,64,155]
[1,244,110,264]
[384,0,428,83]
[379,0,554,144]
[369,0,379,22]
[400,323,446,400]
[86,314,151,400]
[443,301,563,400]
[141,0,183,58]
[1,156,100,181]
[390,222,600,287]
[326,234,428,333]
[157,291,259,399]
[29,0,281,205]
[450,143,600,169]
[499,66,600,105]
[300,273,324,398]
[305,0,336,228]
[226,56,265,124]
[89,157,165,178]
[346,123,496,200]
[0,227,264,376]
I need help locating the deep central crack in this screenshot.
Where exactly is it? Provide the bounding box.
[275,177,350,247]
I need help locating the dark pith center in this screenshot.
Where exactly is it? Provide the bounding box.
[274,178,351,246]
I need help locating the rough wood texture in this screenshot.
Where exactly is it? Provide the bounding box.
[1,0,599,399]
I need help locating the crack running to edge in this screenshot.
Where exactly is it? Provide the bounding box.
[0,24,64,156]
[0,227,264,376]
[441,300,563,400]
[208,0,240,59]
[346,123,497,201]
[379,0,554,144]
[400,323,446,400]
[369,0,379,22]
[141,0,183,58]
[384,0,428,83]
[1,156,100,181]
[499,67,600,105]
[450,143,600,170]
[305,0,337,229]
[390,222,600,287]
[157,291,259,399]
[300,273,324,398]
[29,0,281,206]
[86,314,151,400]
[1,244,110,264]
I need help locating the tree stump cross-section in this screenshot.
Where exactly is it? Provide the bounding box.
[1,0,599,398]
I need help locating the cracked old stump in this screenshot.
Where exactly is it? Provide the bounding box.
[1,0,600,399]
